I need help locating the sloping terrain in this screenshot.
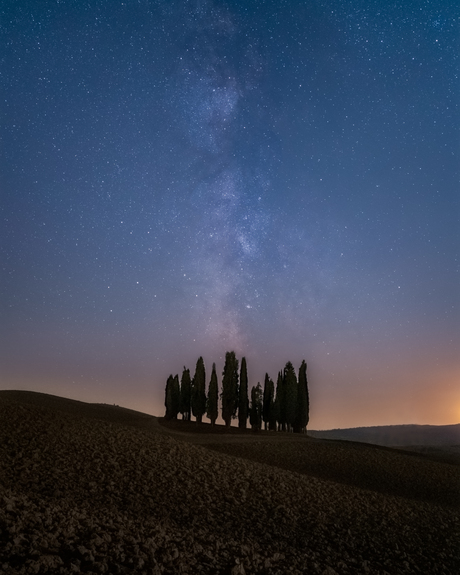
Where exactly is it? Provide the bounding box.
[1,391,459,574]
[159,418,460,505]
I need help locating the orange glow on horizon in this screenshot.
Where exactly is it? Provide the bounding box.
[2,354,459,430]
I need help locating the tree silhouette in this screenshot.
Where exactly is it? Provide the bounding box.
[238,357,249,429]
[295,359,309,433]
[206,362,219,426]
[274,370,285,431]
[164,374,180,420]
[249,383,263,430]
[284,361,298,432]
[165,354,311,434]
[221,351,239,427]
[262,373,275,431]
[164,375,173,419]
[191,356,206,423]
[180,367,191,421]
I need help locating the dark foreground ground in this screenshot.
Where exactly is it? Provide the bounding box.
[1,390,459,574]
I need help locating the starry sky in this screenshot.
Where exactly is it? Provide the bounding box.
[1,0,458,429]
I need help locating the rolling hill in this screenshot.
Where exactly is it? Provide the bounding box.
[1,390,459,574]
[308,423,460,447]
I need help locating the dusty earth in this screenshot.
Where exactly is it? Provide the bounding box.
[0,390,459,574]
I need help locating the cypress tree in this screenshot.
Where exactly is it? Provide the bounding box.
[164,374,180,420]
[305,361,310,429]
[262,373,274,431]
[173,374,180,414]
[284,361,298,432]
[269,397,278,431]
[249,383,263,430]
[274,370,286,431]
[164,375,173,419]
[238,356,249,429]
[295,360,309,433]
[221,351,239,427]
[180,367,192,421]
[191,356,206,423]
[206,362,219,426]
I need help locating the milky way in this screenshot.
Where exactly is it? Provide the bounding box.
[1,0,458,427]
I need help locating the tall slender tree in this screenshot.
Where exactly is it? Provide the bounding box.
[238,356,249,429]
[295,360,309,433]
[206,362,219,426]
[249,383,263,430]
[284,361,298,432]
[221,351,239,427]
[180,367,191,421]
[191,356,206,423]
[164,375,173,419]
[274,370,285,431]
[173,374,180,401]
[262,373,275,431]
[164,374,180,420]
[269,397,278,431]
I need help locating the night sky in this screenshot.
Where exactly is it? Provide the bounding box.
[1,0,458,429]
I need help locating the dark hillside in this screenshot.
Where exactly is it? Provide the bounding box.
[1,390,459,574]
[158,418,460,508]
[0,390,158,431]
[204,439,459,508]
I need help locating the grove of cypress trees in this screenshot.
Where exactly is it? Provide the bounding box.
[206,362,219,426]
[164,374,180,420]
[180,367,191,421]
[284,361,298,432]
[238,356,249,429]
[166,354,311,433]
[191,356,207,423]
[262,373,274,431]
[221,351,239,427]
[295,359,309,433]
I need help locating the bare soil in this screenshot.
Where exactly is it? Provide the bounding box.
[1,390,459,574]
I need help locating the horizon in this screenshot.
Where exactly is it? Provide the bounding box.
[2,387,458,432]
[1,0,458,430]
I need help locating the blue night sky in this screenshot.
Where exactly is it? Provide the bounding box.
[1,0,458,428]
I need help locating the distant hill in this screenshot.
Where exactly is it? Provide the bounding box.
[308,424,460,447]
